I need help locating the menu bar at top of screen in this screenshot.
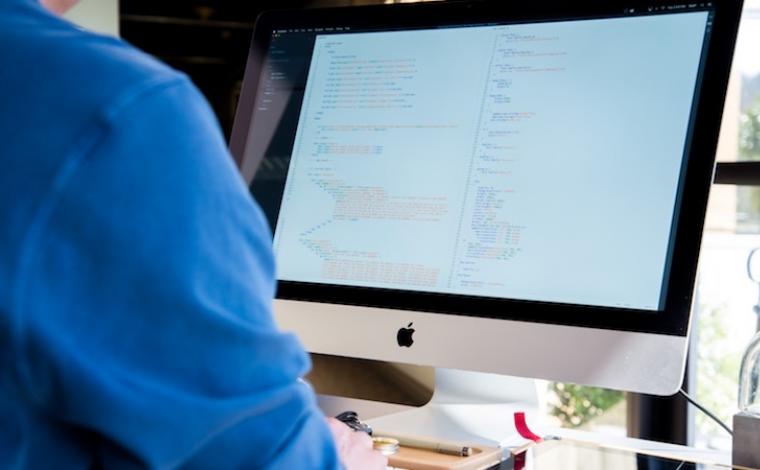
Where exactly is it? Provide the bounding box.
[267,2,714,37]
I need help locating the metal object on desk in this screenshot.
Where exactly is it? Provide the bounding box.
[733,412,760,469]
[731,248,760,468]
[734,252,760,469]
[734,326,760,468]
[373,437,400,456]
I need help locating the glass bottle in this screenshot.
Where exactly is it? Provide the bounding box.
[738,330,760,416]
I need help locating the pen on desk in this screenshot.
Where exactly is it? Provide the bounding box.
[376,434,473,457]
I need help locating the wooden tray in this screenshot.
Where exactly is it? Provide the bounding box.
[387,441,503,470]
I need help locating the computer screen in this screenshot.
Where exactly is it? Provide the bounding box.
[273,12,707,311]
[230,0,742,395]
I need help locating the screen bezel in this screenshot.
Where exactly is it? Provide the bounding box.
[230,0,743,337]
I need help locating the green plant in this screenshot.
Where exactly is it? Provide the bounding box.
[736,96,760,230]
[549,382,624,428]
[695,303,742,438]
[740,96,760,161]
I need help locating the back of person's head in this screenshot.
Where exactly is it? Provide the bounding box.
[40,0,79,15]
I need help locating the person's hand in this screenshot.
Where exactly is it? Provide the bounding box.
[325,417,388,470]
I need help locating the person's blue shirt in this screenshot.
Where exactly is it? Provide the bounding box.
[0,1,341,468]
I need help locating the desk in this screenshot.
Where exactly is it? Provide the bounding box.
[504,438,752,470]
[318,395,745,470]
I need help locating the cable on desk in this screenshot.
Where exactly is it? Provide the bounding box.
[678,388,732,436]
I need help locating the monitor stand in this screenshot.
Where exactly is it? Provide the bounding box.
[364,368,546,449]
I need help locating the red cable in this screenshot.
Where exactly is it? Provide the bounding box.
[514,412,543,443]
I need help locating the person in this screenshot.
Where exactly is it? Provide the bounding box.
[0,0,387,468]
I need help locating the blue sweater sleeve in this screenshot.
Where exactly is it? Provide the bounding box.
[12,76,340,469]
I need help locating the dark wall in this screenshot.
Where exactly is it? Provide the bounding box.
[120,1,382,138]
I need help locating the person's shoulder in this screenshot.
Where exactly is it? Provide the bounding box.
[75,33,182,89]
[0,6,189,123]
[70,32,197,123]
[48,26,187,112]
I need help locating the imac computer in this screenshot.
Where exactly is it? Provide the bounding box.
[230,0,742,444]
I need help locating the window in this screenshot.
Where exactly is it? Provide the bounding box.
[693,0,760,450]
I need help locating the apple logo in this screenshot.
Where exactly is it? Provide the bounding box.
[397,322,415,347]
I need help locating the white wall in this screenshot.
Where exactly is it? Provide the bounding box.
[65,0,119,36]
